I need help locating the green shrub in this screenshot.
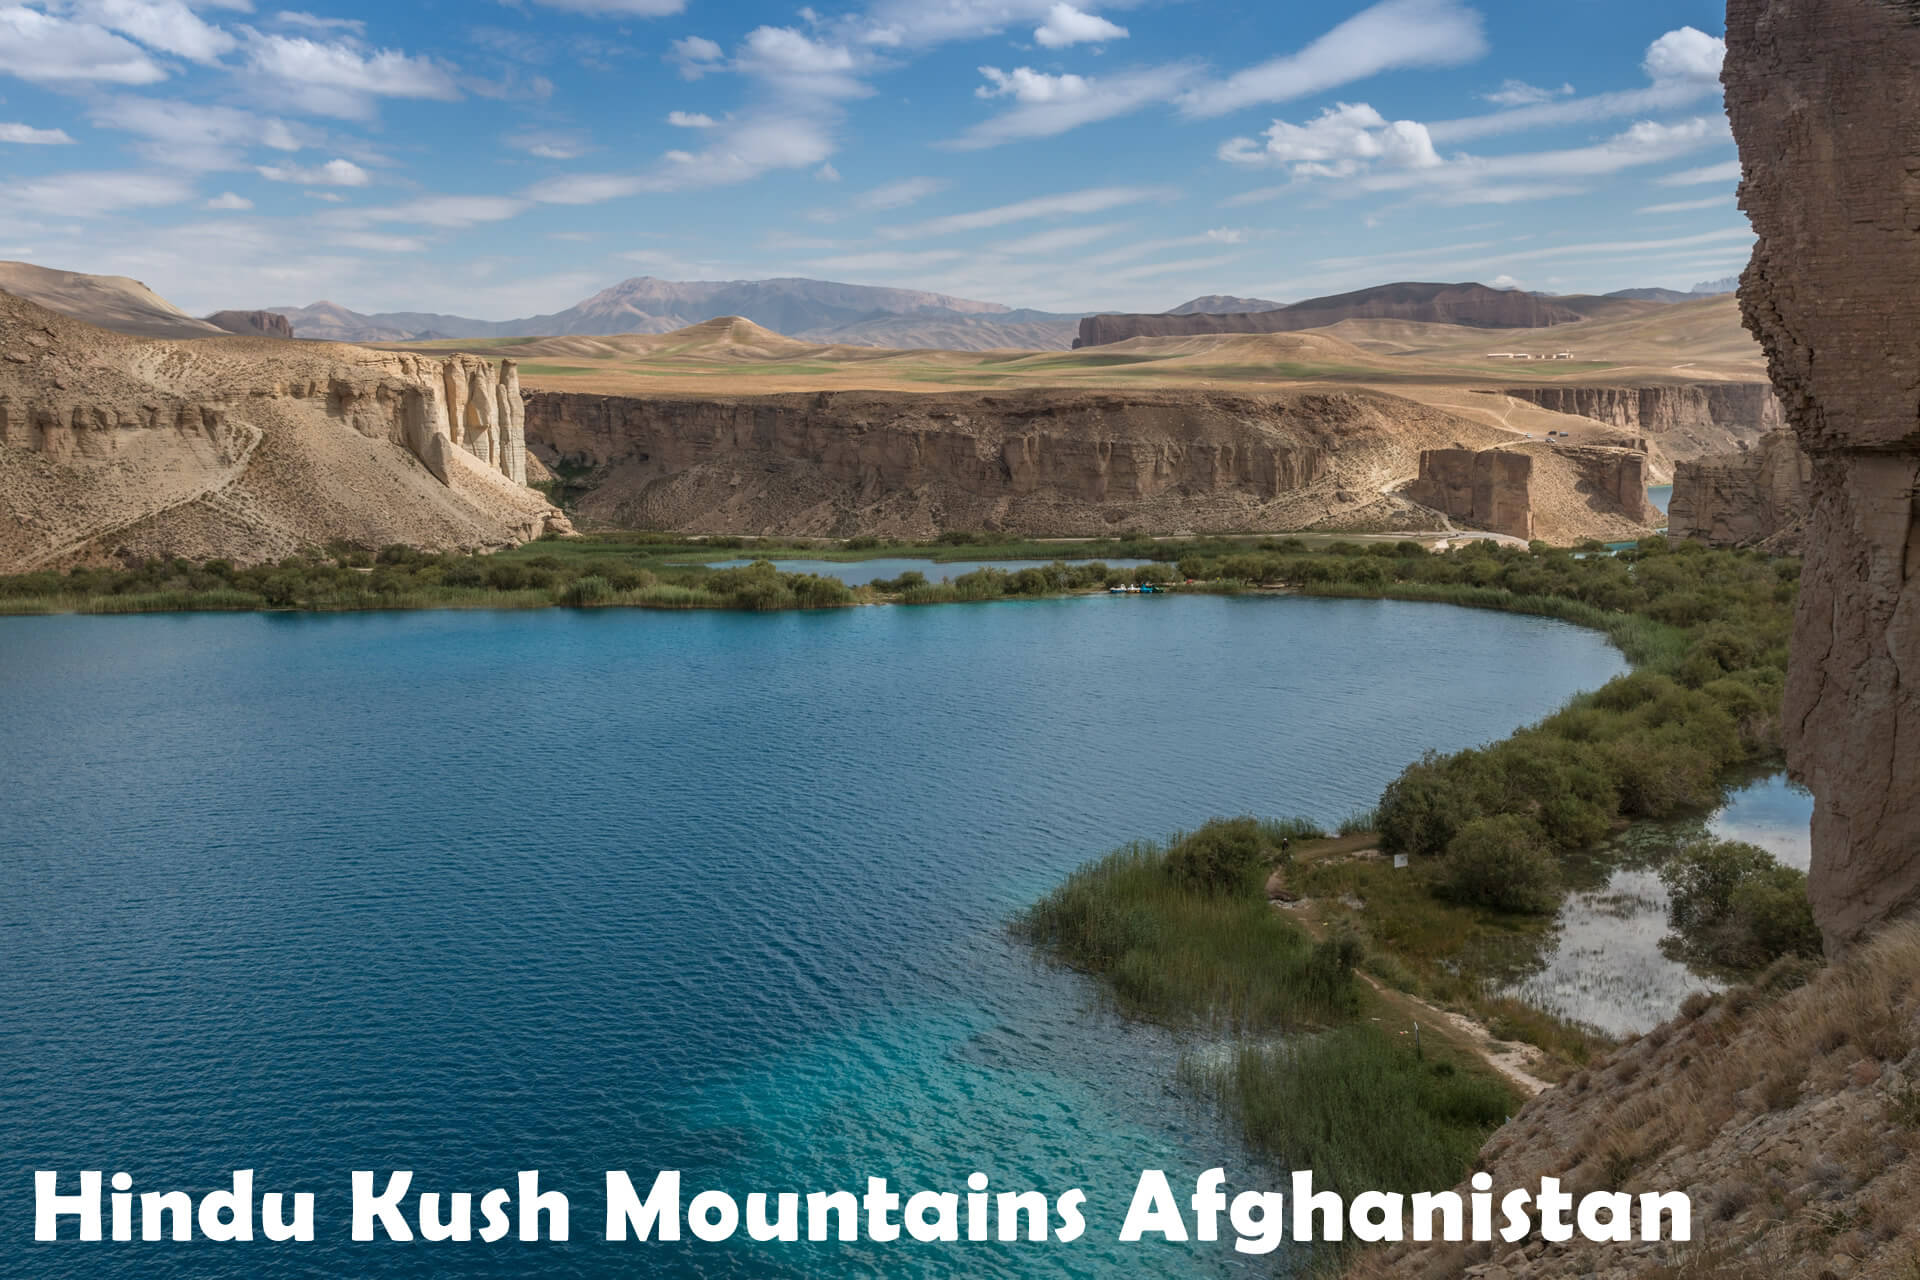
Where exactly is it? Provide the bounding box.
[558,575,615,607]
[1436,815,1560,914]
[1164,818,1273,894]
[1661,839,1820,970]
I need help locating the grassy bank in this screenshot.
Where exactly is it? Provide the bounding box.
[1017,535,1807,1210]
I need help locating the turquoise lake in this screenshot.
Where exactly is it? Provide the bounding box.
[1,596,1631,1278]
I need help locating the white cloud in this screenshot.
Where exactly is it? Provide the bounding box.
[854,176,946,211]
[1489,273,1521,289]
[975,65,1090,103]
[204,190,252,209]
[329,231,428,252]
[1481,80,1572,108]
[669,34,723,79]
[883,184,1175,238]
[667,110,716,128]
[1033,3,1126,48]
[805,248,966,272]
[1179,0,1487,118]
[275,12,367,36]
[240,30,461,119]
[506,131,589,160]
[1657,158,1741,186]
[643,112,837,191]
[1643,26,1725,83]
[954,62,1196,148]
[526,173,643,204]
[0,6,169,84]
[12,169,196,214]
[525,0,684,14]
[1428,27,1725,143]
[1220,102,1441,175]
[736,25,867,98]
[0,122,75,144]
[341,195,531,227]
[1637,195,1732,214]
[814,162,840,181]
[257,157,370,185]
[992,221,1123,254]
[88,97,308,170]
[66,0,237,63]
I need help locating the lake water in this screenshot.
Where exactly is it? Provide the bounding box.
[1647,484,1674,516]
[0,596,1628,1279]
[699,558,1154,586]
[1502,773,1814,1037]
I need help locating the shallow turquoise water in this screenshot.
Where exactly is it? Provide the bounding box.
[699,557,1154,586]
[0,596,1628,1278]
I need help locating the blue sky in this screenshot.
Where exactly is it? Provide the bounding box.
[0,0,1750,318]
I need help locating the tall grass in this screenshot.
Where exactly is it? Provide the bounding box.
[1183,1025,1516,1194]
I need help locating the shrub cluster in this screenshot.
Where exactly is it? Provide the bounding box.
[1661,839,1821,969]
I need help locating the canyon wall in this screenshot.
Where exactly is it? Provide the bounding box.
[1403,448,1534,540]
[1076,283,1585,348]
[1504,383,1785,437]
[522,387,1503,537]
[1,289,563,569]
[1725,0,1920,952]
[206,310,295,339]
[1668,429,1812,549]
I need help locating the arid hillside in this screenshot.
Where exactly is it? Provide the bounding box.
[0,290,567,571]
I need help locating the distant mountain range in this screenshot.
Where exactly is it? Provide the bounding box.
[268,277,1087,352]
[1605,278,1740,303]
[0,260,1745,355]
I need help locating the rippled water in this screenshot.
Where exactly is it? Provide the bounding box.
[0,596,1627,1278]
[698,557,1154,586]
[1504,773,1815,1037]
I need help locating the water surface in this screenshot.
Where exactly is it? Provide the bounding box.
[0,596,1627,1278]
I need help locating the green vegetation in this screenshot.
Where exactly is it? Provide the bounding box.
[1016,820,1522,1194]
[1661,839,1822,970]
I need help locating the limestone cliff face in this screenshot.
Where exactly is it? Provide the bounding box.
[320,352,528,486]
[1504,383,1785,437]
[0,289,563,569]
[520,388,1508,537]
[1404,448,1534,540]
[1725,0,1920,951]
[1669,429,1812,549]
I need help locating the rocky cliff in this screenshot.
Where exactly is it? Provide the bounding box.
[1726,0,1920,953]
[1505,383,1784,452]
[206,310,295,339]
[522,387,1516,538]
[1077,282,1586,348]
[0,290,565,570]
[1404,448,1535,540]
[1669,429,1812,549]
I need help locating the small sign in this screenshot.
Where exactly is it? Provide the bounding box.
[1393,854,1409,869]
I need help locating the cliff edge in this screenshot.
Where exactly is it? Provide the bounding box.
[1727,0,1920,952]
[0,290,568,570]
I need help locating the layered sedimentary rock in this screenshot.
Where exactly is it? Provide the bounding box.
[1725,0,1920,952]
[1504,384,1785,436]
[523,387,1504,537]
[1560,445,1657,526]
[206,310,295,339]
[1077,282,1585,348]
[1403,448,1534,540]
[0,289,565,570]
[1668,430,1812,549]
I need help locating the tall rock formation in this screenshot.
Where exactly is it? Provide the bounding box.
[1669,429,1812,548]
[206,310,295,339]
[0,289,563,569]
[1725,0,1920,951]
[1404,448,1535,540]
[1503,384,1784,437]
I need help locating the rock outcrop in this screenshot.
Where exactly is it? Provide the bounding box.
[1404,448,1535,540]
[0,289,566,570]
[1725,0,1920,953]
[205,310,295,339]
[1504,383,1785,439]
[523,387,1518,538]
[1076,282,1586,348]
[1560,444,1657,526]
[1668,429,1812,549]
